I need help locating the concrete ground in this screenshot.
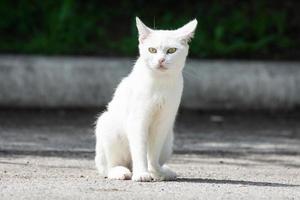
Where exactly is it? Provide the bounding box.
[0,109,300,199]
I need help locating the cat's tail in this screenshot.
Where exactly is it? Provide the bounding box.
[95,140,107,177]
[95,115,108,177]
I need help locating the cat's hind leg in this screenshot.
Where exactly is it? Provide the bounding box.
[102,133,132,180]
[96,112,132,180]
[104,137,132,180]
[95,140,132,180]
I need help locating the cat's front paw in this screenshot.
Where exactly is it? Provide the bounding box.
[107,166,132,180]
[150,166,177,181]
[132,172,153,182]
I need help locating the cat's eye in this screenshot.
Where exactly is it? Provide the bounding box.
[167,48,177,54]
[148,47,157,53]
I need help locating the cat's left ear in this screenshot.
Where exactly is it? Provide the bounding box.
[175,19,198,44]
[136,17,152,43]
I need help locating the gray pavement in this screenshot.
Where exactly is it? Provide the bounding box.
[0,109,300,199]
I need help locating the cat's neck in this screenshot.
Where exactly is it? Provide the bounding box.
[131,57,183,85]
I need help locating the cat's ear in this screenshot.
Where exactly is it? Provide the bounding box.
[175,19,198,44]
[136,17,152,43]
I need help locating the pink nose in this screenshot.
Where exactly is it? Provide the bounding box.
[158,58,165,64]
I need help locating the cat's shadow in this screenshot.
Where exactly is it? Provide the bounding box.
[175,178,300,188]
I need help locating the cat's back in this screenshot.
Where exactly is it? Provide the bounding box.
[107,76,132,111]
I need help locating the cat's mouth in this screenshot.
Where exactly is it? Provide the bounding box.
[156,64,168,71]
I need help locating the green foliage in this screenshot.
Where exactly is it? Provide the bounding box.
[0,0,298,59]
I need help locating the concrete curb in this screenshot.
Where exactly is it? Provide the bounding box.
[0,55,300,109]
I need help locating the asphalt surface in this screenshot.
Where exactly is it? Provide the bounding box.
[0,109,300,199]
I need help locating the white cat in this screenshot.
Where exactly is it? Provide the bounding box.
[95,17,197,182]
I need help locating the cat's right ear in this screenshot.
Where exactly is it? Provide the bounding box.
[136,17,152,43]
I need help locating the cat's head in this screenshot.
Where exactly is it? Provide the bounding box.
[136,17,197,73]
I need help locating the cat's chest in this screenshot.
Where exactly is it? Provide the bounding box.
[149,88,181,125]
[128,76,183,110]
[142,84,181,112]
[144,84,178,103]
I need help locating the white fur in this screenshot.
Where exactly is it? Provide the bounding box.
[95,17,197,182]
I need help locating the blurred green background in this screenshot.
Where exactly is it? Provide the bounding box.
[0,0,299,59]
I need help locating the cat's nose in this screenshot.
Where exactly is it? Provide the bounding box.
[158,58,165,64]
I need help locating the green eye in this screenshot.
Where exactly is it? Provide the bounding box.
[148,47,157,53]
[167,48,177,54]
